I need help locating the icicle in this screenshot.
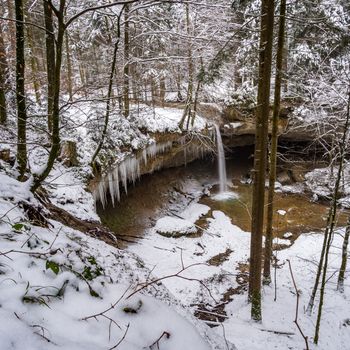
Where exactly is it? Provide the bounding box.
[112,166,120,202]
[98,181,106,209]
[142,148,147,165]
[119,161,127,194]
[147,143,157,159]
[108,173,115,207]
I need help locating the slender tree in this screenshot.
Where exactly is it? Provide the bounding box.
[179,3,194,130]
[26,23,42,106]
[15,0,27,180]
[337,216,350,292]
[31,0,66,191]
[65,32,73,100]
[43,0,55,133]
[314,89,350,344]
[123,4,130,117]
[248,0,274,321]
[91,7,124,166]
[263,0,287,285]
[0,20,8,125]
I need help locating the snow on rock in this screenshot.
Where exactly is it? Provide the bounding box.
[154,216,197,237]
[136,106,207,133]
[181,203,210,222]
[283,232,293,239]
[305,163,350,206]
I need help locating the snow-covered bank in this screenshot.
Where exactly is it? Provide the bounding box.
[0,173,230,350]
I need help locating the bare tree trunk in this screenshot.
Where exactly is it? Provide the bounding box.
[159,74,166,107]
[91,7,124,166]
[6,0,16,59]
[65,33,73,100]
[248,0,274,322]
[179,3,194,130]
[43,0,55,133]
[314,90,350,344]
[123,4,130,117]
[0,21,8,124]
[263,0,286,285]
[32,0,66,192]
[26,24,42,106]
[337,217,350,292]
[15,0,27,180]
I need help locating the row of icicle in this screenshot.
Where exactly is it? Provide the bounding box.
[93,138,212,208]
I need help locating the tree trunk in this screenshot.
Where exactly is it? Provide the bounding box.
[263,0,286,285]
[248,0,275,321]
[32,0,66,192]
[26,24,42,106]
[159,75,166,107]
[337,216,350,292]
[91,7,123,166]
[43,0,55,133]
[123,4,130,117]
[65,33,73,100]
[15,0,27,180]
[0,21,8,124]
[179,4,194,130]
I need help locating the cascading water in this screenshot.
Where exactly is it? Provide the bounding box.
[215,124,227,193]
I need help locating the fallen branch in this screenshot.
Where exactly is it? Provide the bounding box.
[109,323,130,350]
[259,328,295,336]
[126,262,217,303]
[287,259,310,350]
[145,331,170,349]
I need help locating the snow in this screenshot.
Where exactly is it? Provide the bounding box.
[0,171,226,349]
[283,232,293,239]
[129,199,350,350]
[211,191,239,201]
[136,106,207,133]
[154,216,197,237]
[305,164,350,207]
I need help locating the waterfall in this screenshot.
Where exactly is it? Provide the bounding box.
[215,124,227,193]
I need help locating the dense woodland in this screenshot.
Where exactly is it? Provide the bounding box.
[0,0,350,349]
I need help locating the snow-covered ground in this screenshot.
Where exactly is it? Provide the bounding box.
[129,201,350,350]
[0,173,229,350]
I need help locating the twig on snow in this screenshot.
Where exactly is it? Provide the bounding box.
[287,259,310,350]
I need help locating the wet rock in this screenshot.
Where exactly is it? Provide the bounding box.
[277,171,292,185]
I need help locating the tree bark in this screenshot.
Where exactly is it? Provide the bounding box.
[248,0,274,321]
[263,0,286,285]
[26,23,42,106]
[43,0,56,133]
[179,3,194,130]
[0,21,8,124]
[31,0,66,192]
[337,216,350,292]
[65,32,73,100]
[15,0,27,180]
[91,7,124,166]
[123,4,130,117]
